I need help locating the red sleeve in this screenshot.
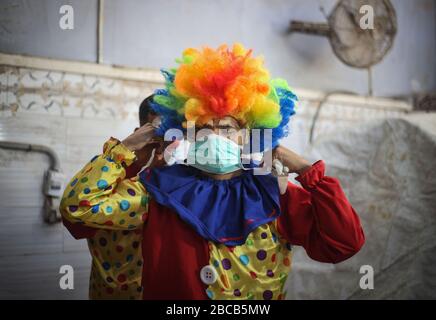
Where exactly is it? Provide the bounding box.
[62,216,97,240]
[277,160,365,264]
[125,160,144,178]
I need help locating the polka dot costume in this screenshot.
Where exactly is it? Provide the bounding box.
[205,221,292,300]
[61,137,149,231]
[60,137,365,299]
[60,137,149,299]
[88,229,144,300]
[61,137,292,300]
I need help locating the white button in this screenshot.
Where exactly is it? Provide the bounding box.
[200,265,218,285]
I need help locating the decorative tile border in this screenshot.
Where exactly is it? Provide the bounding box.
[0,52,412,141]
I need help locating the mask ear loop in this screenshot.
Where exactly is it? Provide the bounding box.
[239,161,252,171]
[240,129,262,171]
[143,148,156,169]
[178,138,194,167]
[137,147,157,175]
[239,128,256,171]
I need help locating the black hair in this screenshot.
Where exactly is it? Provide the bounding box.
[139,94,156,126]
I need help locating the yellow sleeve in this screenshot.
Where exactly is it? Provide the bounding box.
[59,137,149,230]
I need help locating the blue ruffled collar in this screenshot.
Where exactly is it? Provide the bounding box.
[138,164,281,246]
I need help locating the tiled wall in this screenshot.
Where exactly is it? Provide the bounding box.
[0,63,159,299]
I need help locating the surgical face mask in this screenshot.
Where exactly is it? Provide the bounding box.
[187,133,243,174]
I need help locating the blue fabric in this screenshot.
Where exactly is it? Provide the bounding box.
[138,164,281,246]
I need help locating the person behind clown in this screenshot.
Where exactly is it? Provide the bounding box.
[61,95,164,299]
[60,43,365,300]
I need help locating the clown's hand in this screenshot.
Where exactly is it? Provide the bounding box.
[122,123,159,152]
[272,145,311,175]
[269,157,289,195]
[271,158,291,177]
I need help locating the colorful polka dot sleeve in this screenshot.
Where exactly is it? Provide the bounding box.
[60,137,149,230]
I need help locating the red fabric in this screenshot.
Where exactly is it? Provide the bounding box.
[125,161,144,179]
[141,200,210,300]
[125,144,157,178]
[277,160,365,263]
[62,216,97,239]
[63,155,365,298]
[139,160,365,299]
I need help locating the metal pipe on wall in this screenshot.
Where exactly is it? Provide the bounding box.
[0,141,60,172]
[97,0,104,64]
[0,141,63,223]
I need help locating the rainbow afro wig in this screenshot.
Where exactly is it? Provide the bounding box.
[150,43,297,150]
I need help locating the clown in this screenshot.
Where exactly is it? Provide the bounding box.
[60,43,365,300]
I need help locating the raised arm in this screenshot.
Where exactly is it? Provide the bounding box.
[274,147,365,263]
[60,137,149,230]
